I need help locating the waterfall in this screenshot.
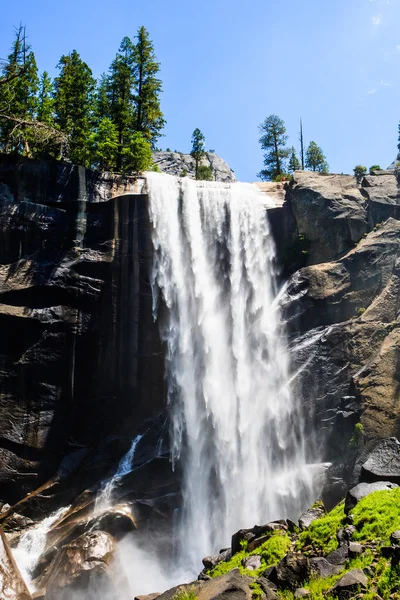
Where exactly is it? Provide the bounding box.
[147,173,317,576]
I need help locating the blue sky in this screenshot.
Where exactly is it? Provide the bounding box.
[1,0,400,181]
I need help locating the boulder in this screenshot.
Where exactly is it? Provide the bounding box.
[309,557,342,578]
[242,555,261,571]
[361,438,400,484]
[325,544,349,566]
[152,151,236,183]
[294,589,311,599]
[0,529,32,600]
[135,595,161,600]
[390,530,400,546]
[231,529,255,555]
[344,481,398,514]
[298,502,326,529]
[155,569,257,600]
[329,568,368,597]
[268,553,310,591]
[202,548,231,571]
[349,542,364,557]
[40,531,116,599]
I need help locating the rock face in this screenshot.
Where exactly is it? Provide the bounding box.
[361,438,400,484]
[152,151,236,183]
[0,154,171,518]
[279,170,400,502]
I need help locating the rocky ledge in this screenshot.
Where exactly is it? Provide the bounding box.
[152,151,236,182]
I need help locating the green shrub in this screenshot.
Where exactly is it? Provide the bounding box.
[273,172,292,182]
[353,165,367,178]
[349,422,364,447]
[356,307,366,316]
[197,165,214,181]
[369,165,381,174]
[171,586,197,600]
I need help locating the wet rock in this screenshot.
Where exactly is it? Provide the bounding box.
[361,438,400,484]
[345,481,398,514]
[299,502,326,529]
[202,548,231,571]
[0,529,32,599]
[242,555,261,571]
[40,531,116,599]
[329,568,368,597]
[309,557,342,578]
[325,544,349,565]
[268,553,310,591]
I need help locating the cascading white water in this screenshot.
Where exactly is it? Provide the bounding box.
[147,172,318,576]
[95,433,144,511]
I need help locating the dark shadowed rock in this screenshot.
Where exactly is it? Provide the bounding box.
[309,557,342,578]
[361,438,400,484]
[345,481,398,514]
[0,529,32,599]
[268,553,310,591]
[329,568,368,597]
[298,502,326,529]
[231,529,255,555]
[325,544,349,566]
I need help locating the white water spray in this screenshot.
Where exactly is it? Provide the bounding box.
[147,173,318,576]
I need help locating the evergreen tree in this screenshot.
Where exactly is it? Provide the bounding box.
[96,73,111,120]
[107,36,136,170]
[299,118,305,170]
[305,141,329,172]
[257,115,290,181]
[37,72,54,124]
[89,117,119,171]
[288,147,301,173]
[54,50,96,166]
[0,26,39,154]
[191,128,206,179]
[121,131,153,173]
[197,164,214,181]
[133,26,165,145]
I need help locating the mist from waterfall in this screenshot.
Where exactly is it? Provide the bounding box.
[147,172,318,577]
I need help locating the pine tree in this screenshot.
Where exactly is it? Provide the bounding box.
[89,117,119,171]
[133,26,165,145]
[258,115,290,181]
[191,128,206,179]
[197,164,214,181]
[299,118,305,170]
[0,25,39,154]
[305,141,329,172]
[54,50,95,166]
[288,147,301,173]
[37,72,54,125]
[107,36,136,170]
[96,73,111,120]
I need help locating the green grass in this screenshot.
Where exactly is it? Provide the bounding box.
[296,502,345,555]
[352,487,400,545]
[209,532,291,578]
